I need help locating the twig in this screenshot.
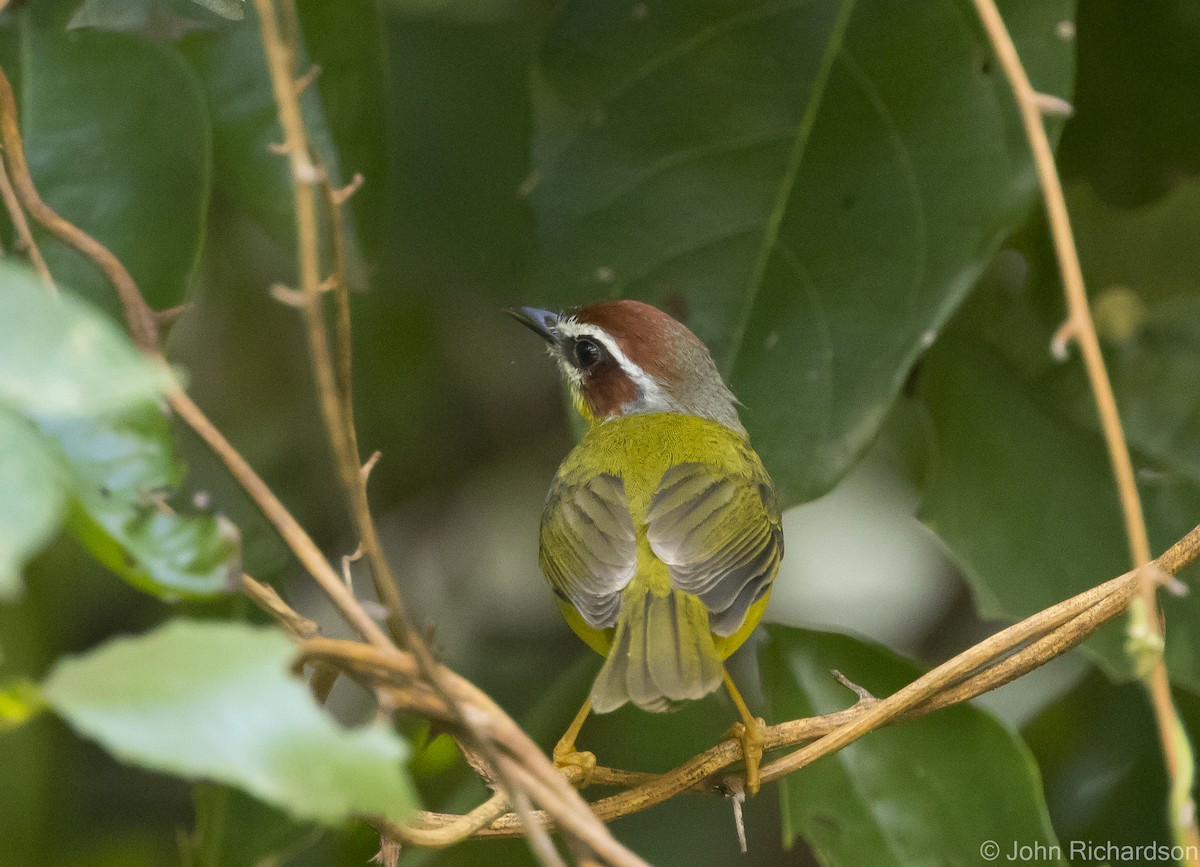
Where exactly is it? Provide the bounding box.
[251,5,642,864]
[0,151,54,294]
[399,526,1199,838]
[969,1,1199,856]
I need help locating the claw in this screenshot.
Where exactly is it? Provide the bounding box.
[724,717,767,796]
[552,743,597,787]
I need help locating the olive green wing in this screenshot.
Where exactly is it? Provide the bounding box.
[539,472,637,629]
[645,461,783,637]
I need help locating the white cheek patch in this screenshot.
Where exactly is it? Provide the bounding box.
[557,318,674,418]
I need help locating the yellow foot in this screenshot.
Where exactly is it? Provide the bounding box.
[724,717,767,796]
[552,742,597,788]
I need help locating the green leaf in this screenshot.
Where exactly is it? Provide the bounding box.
[532,0,1074,505]
[184,783,320,867]
[179,6,366,280]
[15,11,211,313]
[42,620,418,824]
[0,264,235,599]
[920,289,1200,688]
[44,404,240,600]
[0,407,66,600]
[0,263,171,418]
[191,0,245,20]
[760,625,1061,864]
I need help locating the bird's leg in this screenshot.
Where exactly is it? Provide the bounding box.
[722,670,767,796]
[552,697,597,786]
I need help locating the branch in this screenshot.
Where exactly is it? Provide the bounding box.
[395,524,1200,838]
[969,1,1199,857]
[0,151,54,294]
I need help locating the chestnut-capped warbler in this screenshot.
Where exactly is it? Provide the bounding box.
[509,300,782,794]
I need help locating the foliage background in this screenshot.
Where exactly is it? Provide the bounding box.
[1,0,1200,865]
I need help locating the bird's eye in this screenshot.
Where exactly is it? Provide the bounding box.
[572,338,602,369]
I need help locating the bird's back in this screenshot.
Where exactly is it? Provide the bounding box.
[539,413,782,712]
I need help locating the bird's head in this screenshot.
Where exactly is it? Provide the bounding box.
[507,299,744,434]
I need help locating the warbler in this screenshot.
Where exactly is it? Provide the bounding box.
[509,299,783,794]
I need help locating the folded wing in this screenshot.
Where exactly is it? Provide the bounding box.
[646,462,783,636]
[539,472,637,629]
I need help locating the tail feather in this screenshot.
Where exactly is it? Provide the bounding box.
[591,590,723,713]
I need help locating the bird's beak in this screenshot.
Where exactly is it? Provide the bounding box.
[505,306,562,344]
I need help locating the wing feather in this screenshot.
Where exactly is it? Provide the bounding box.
[647,461,783,637]
[539,472,637,629]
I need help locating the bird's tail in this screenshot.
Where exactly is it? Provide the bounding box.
[590,588,723,713]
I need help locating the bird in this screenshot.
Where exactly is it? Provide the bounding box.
[508,299,783,795]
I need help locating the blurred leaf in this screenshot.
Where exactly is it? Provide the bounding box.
[0,263,171,418]
[0,408,66,600]
[1069,178,1200,305]
[760,625,1061,863]
[13,11,211,312]
[184,783,320,867]
[70,0,241,34]
[192,0,245,20]
[42,620,419,824]
[532,0,1074,505]
[920,288,1200,688]
[44,404,240,600]
[0,679,45,733]
[1023,670,1171,850]
[178,6,367,283]
[1059,0,1200,207]
[0,264,236,599]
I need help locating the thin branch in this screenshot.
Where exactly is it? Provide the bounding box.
[399,526,1198,838]
[249,9,652,862]
[0,151,54,294]
[969,1,1199,856]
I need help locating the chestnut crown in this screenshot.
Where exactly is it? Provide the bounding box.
[508,300,744,435]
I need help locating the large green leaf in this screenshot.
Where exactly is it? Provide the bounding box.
[0,264,236,599]
[920,288,1200,688]
[0,263,171,418]
[532,0,1074,505]
[14,7,211,312]
[760,625,1061,864]
[42,620,418,824]
[44,404,240,600]
[0,408,65,600]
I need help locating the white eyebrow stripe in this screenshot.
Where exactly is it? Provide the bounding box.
[558,318,670,415]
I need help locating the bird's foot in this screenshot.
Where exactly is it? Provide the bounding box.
[724,717,767,796]
[552,741,597,788]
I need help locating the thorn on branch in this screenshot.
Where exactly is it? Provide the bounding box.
[294,63,321,95]
[362,450,382,484]
[831,669,876,705]
[270,282,305,307]
[268,141,290,155]
[1050,318,1077,361]
[1034,92,1074,118]
[332,173,365,206]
